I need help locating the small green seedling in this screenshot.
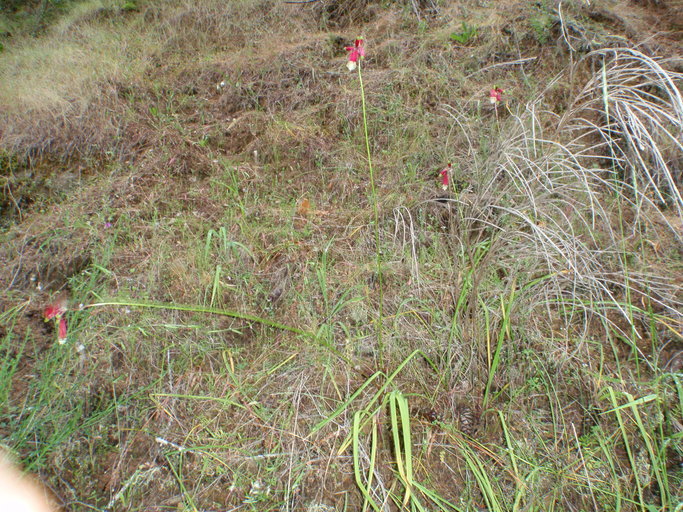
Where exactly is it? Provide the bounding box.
[450,22,478,45]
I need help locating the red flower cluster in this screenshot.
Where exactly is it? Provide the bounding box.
[489,87,504,104]
[440,163,452,190]
[345,38,365,71]
[44,295,68,344]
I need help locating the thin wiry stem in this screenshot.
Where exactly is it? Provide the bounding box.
[85,300,313,337]
[357,60,384,364]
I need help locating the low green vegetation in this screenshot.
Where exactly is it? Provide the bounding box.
[449,21,478,45]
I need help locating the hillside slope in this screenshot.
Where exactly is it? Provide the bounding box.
[1,0,682,510]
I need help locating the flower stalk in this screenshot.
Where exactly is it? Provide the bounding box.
[348,37,384,363]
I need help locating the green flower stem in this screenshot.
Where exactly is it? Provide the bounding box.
[84,300,312,337]
[357,61,384,365]
[83,300,356,363]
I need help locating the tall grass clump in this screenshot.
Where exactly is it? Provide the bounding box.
[415,45,683,510]
[560,48,683,235]
[436,49,682,367]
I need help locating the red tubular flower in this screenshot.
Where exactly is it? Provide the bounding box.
[345,37,365,71]
[44,302,67,320]
[440,163,452,190]
[489,87,504,104]
[58,317,68,343]
[44,294,68,344]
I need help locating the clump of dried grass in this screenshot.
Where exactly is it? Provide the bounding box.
[560,48,683,228]
[417,46,683,392]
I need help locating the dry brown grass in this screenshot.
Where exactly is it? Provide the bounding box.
[0,1,145,159]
